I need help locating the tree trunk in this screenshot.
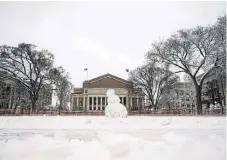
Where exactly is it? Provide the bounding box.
[30,93,38,114]
[220,75,226,105]
[31,99,36,114]
[195,85,203,115]
[168,104,171,113]
[59,92,64,115]
[59,100,62,115]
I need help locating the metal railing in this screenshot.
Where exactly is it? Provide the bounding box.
[0,108,225,116]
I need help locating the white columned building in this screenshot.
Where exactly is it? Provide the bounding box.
[70,73,145,111]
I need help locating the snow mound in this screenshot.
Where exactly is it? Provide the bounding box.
[0,131,225,160]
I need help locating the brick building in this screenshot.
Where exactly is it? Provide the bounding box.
[159,82,196,110]
[174,82,196,109]
[70,73,145,111]
[200,68,226,106]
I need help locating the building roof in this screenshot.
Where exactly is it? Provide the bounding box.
[85,73,131,84]
[174,82,193,89]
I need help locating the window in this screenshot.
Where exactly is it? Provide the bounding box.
[186,90,189,95]
[98,97,101,105]
[209,82,212,89]
[123,97,126,105]
[213,80,217,88]
[94,97,96,105]
[209,92,212,98]
[89,97,92,105]
[214,90,219,98]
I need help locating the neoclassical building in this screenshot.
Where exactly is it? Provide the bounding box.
[70,73,145,111]
[0,78,52,109]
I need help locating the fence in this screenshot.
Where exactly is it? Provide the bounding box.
[0,108,225,116]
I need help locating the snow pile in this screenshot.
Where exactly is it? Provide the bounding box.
[0,116,225,160]
[0,116,225,130]
[0,131,225,160]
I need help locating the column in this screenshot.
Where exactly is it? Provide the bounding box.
[87,96,89,111]
[83,96,85,110]
[92,96,94,110]
[76,96,79,106]
[70,96,73,110]
[142,97,144,110]
[126,96,128,108]
[8,86,13,109]
[140,97,142,110]
[130,96,132,108]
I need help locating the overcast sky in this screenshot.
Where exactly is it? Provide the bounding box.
[0,1,225,87]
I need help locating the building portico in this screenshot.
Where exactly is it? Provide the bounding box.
[70,73,144,111]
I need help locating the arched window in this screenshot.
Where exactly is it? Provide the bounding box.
[213,80,218,88]
[209,82,212,89]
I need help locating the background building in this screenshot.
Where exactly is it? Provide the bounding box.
[0,75,52,110]
[159,82,196,111]
[174,82,196,109]
[70,73,145,111]
[200,68,226,107]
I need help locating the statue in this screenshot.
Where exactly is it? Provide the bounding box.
[105,89,128,118]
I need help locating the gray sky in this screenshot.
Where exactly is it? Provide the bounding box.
[0,1,225,87]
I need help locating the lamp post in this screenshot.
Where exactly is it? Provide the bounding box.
[84,68,88,112]
[125,69,130,110]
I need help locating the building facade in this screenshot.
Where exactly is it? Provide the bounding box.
[159,82,196,110]
[174,82,196,109]
[70,73,145,111]
[200,68,226,106]
[0,78,52,109]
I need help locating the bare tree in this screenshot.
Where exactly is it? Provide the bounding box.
[129,62,180,112]
[147,16,226,115]
[0,43,54,111]
[49,67,74,112]
[213,15,226,107]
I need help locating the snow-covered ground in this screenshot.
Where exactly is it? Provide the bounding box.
[0,116,226,160]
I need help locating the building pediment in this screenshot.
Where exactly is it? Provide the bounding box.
[83,73,132,89]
